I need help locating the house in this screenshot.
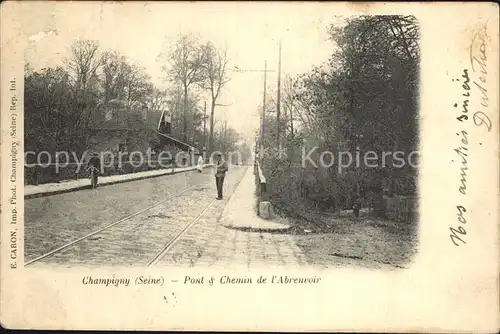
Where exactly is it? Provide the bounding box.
[90,99,197,165]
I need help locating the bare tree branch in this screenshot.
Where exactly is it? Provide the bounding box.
[159,33,208,141]
[197,41,231,153]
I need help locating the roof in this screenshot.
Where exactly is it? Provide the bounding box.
[91,105,197,151]
[156,130,195,151]
[93,108,161,131]
[148,110,164,129]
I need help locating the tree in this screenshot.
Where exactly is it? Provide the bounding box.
[26,40,107,157]
[260,15,420,216]
[63,40,105,153]
[147,87,169,112]
[25,67,73,154]
[326,15,419,201]
[211,123,242,159]
[281,74,300,135]
[26,40,164,157]
[199,42,231,154]
[65,40,104,92]
[164,85,204,145]
[124,63,154,108]
[160,33,207,142]
[102,51,129,103]
[236,141,252,165]
[102,51,153,108]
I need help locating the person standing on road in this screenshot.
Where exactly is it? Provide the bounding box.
[87,152,101,189]
[197,154,204,173]
[214,153,228,200]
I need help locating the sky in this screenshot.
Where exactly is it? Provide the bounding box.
[23,2,344,142]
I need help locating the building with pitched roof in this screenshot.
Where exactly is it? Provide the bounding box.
[91,99,197,163]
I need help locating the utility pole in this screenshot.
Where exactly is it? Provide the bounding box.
[222,120,228,154]
[276,40,282,148]
[224,120,227,144]
[231,63,275,163]
[289,77,294,134]
[260,60,267,162]
[203,101,207,153]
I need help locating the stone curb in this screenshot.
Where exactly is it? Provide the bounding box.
[25,165,213,199]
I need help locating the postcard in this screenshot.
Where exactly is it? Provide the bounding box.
[1,1,498,332]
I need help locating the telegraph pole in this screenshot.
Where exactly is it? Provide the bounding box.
[230,63,275,163]
[260,60,267,162]
[203,101,207,153]
[224,120,227,142]
[288,76,294,135]
[276,40,282,148]
[222,120,228,154]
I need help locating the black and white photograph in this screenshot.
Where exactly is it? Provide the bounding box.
[22,6,420,269]
[1,2,498,332]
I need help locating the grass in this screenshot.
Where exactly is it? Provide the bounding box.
[269,204,419,268]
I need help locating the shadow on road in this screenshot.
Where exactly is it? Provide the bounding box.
[221,224,294,235]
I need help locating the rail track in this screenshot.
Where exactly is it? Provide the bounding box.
[25,167,247,267]
[146,167,246,267]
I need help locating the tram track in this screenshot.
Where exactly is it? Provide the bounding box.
[25,167,248,267]
[147,166,247,267]
[146,198,217,267]
[25,184,198,266]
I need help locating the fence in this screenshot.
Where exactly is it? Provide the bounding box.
[24,158,183,186]
[383,196,418,222]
